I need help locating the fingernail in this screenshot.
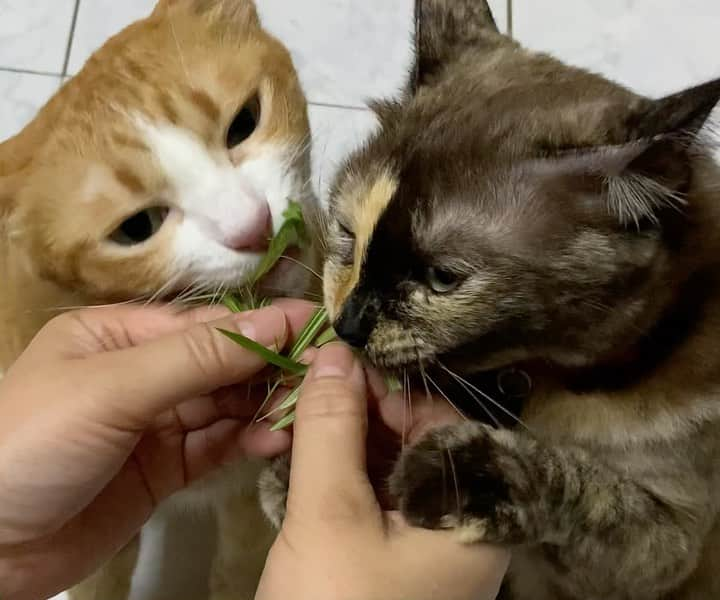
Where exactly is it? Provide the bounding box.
[232,306,285,348]
[311,343,356,379]
[238,320,257,341]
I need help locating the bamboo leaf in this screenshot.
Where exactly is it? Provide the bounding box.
[263,385,302,418]
[223,294,244,313]
[217,329,308,375]
[314,326,338,347]
[270,411,296,431]
[386,375,403,393]
[288,307,329,361]
[251,201,308,285]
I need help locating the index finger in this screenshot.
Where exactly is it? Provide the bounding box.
[288,343,380,525]
[34,300,319,359]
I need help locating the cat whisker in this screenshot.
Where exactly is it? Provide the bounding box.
[401,367,409,449]
[424,371,468,421]
[171,278,208,307]
[210,282,228,307]
[417,359,434,405]
[29,296,151,313]
[146,273,184,306]
[446,368,502,429]
[284,134,312,172]
[405,367,414,424]
[438,362,532,432]
[278,255,323,282]
[257,285,324,303]
[183,283,213,305]
[446,445,462,521]
[167,279,198,306]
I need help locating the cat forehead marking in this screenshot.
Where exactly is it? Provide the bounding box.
[332,170,398,313]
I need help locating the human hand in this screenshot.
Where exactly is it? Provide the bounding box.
[0,301,314,600]
[256,343,510,600]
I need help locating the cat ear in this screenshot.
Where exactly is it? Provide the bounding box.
[411,0,502,93]
[629,78,720,140]
[537,78,720,227]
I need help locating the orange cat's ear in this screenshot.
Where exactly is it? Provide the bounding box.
[151,0,171,16]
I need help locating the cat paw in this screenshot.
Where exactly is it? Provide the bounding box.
[259,454,291,530]
[390,423,524,544]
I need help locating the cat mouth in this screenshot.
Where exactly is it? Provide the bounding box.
[365,343,437,372]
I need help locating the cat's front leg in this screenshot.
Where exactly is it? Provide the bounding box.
[391,423,707,599]
[258,455,291,529]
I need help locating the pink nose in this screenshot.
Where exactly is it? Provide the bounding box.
[224,203,273,252]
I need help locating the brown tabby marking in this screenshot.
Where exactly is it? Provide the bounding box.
[325,170,398,317]
[307,1,720,599]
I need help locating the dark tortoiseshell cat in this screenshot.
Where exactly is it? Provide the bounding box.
[308,1,720,599]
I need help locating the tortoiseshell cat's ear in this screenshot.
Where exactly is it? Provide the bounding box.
[537,78,720,227]
[410,0,503,92]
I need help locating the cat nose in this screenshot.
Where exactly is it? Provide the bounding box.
[334,294,377,349]
[224,203,272,252]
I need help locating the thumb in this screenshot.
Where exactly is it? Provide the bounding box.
[287,343,379,525]
[82,307,289,427]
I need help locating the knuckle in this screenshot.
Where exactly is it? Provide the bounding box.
[297,380,365,421]
[181,322,228,385]
[44,311,77,335]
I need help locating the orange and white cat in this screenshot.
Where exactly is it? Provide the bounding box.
[0,1,317,598]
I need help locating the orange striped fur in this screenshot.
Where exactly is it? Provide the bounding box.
[0,1,317,599]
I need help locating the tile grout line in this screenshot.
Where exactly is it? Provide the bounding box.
[61,0,81,77]
[507,0,514,38]
[0,66,370,113]
[0,66,61,78]
[308,101,369,112]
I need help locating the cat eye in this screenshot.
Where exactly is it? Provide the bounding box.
[426,266,462,294]
[337,222,356,265]
[338,222,355,239]
[226,95,261,148]
[109,207,169,246]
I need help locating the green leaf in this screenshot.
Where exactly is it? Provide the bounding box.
[314,326,338,347]
[386,375,403,393]
[222,294,244,313]
[221,201,309,310]
[251,201,308,285]
[288,307,329,361]
[217,329,308,375]
[274,385,301,413]
[270,411,296,431]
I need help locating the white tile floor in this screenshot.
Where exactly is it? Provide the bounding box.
[1,0,718,199]
[0,1,718,598]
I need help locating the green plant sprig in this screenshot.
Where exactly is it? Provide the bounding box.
[217,201,336,430]
[217,201,400,431]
